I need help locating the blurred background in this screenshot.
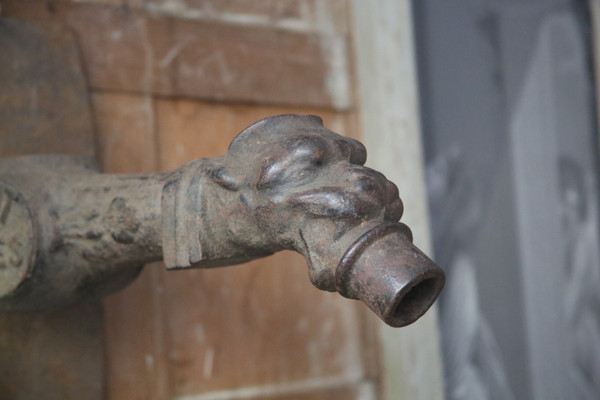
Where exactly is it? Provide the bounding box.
[1,0,599,399]
[414,0,600,399]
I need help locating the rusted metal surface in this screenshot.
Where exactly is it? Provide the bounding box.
[0,155,161,311]
[0,114,444,327]
[168,114,445,327]
[0,181,35,297]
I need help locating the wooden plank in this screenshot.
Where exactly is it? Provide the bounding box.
[155,98,370,397]
[271,386,374,400]
[173,382,375,400]
[0,1,174,95]
[0,303,104,400]
[93,92,171,400]
[103,264,170,400]
[2,0,351,110]
[170,19,342,108]
[92,92,158,173]
[0,16,95,156]
[143,0,314,28]
[350,1,446,399]
[126,0,349,36]
[0,17,103,400]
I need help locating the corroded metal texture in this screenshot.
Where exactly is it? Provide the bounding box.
[0,155,162,311]
[0,181,35,297]
[0,114,444,327]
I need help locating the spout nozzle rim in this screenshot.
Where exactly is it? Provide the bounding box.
[335,221,412,297]
[383,269,445,327]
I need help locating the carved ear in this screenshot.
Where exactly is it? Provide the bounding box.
[210,166,239,191]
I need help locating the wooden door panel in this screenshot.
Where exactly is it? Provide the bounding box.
[0,16,102,400]
[2,0,351,109]
[93,92,167,400]
[1,2,426,399]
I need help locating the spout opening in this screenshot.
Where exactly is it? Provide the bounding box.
[386,274,445,327]
[333,221,445,327]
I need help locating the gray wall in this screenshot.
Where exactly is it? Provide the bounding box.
[414,0,600,399]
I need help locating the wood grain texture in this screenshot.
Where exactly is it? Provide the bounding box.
[0,16,103,400]
[126,0,349,35]
[351,1,446,399]
[1,1,173,94]
[0,303,104,400]
[173,382,375,400]
[94,92,170,400]
[103,264,171,400]
[1,2,381,399]
[2,0,351,110]
[143,0,315,26]
[0,16,95,156]
[170,19,338,107]
[265,384,374,400]
[92,92,158,173]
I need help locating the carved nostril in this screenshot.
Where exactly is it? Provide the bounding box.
[348,140,367,165]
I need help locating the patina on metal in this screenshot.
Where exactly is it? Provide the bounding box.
[0,114,445,327]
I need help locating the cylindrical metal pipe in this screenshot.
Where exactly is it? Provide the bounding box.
[0,155,164,311]
[336,222,444,327]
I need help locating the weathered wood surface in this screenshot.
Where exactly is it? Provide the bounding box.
[0,17,95,156]
[2,0,352,110]
[351,1,446,399]
[0,2,426,399]
[0,17,103,400]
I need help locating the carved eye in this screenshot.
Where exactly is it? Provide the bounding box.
[256,137,328,190]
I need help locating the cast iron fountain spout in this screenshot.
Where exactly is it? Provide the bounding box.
[0,114,444,327]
